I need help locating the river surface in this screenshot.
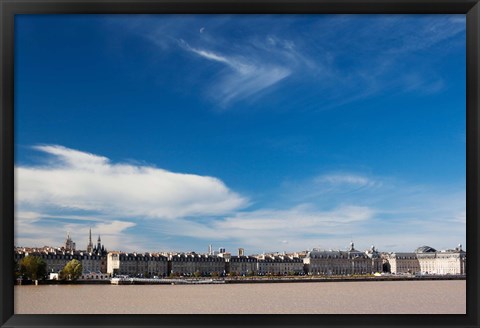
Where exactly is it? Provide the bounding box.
[15,280,465,314]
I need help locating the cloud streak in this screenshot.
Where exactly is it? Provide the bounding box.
[178,39,291,107]
[314,173,380,189]
[147,204,377,252]
[113,15,465,110]
[179,39,233,66]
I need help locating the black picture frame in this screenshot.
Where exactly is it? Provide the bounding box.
[1,0,479,327]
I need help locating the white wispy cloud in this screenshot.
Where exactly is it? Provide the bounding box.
[114,15,464,111]
[279,173,383,206]
[152,204,376,252]
[314,173,379,189]
[215,204,375,232]
[384,15,465,55]
[302,15,465,110]
[16,145,247,219]
[179,39,233,66]
[177,39,291,107]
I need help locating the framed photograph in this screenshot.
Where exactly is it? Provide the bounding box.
[1,0,479,327]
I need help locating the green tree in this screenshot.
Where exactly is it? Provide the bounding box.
[60,259,83,281]
[14,259,20,280]
[19,256,47,281]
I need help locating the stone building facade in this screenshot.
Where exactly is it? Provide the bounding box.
[384,252,421,274]
[415,245,466,275]
[255,255,304,275]
[16,237,467,279]
[228,256,258,275]
[15,247,107,275]
[365,245,383,273]
[107,252,168,277]
[303,242,373,275]
[168,253,225,276]
[382,245,466,275]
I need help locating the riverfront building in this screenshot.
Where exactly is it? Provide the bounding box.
[107,252,168,277]
[415,245,466,275]
[15,230,108,275]
[255,255,304,275]
[303,242,375,275]
[15,234,466,278]
[15,248,107,275]
[383,252,420,274]
[365,245,384,273]
[169,253,225,276]
[383,245,466,275]
[227,256,258,275]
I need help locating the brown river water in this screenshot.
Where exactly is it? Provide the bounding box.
[15,280,465,314]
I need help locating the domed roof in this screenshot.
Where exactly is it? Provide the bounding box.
[415,245,437,253]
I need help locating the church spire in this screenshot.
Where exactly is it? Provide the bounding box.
[87,228,93,253]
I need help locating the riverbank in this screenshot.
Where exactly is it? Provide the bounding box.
[225,274,466,284]
[16,274,466,285]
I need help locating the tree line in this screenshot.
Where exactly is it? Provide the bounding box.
[15,256,83,282]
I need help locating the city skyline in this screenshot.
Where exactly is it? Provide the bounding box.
[15,14,466,253]
[15,230,464,257]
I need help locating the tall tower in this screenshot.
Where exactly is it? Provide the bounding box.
[65,232,76,252]
[97,235,101,250]
[87,228,93,253]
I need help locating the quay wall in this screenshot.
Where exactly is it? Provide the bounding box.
[16,274,465,285]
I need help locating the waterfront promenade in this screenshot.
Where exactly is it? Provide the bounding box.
[105,274,464,285]
[15,280,465,314]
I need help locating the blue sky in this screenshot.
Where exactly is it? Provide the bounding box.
[14,14,466,254]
